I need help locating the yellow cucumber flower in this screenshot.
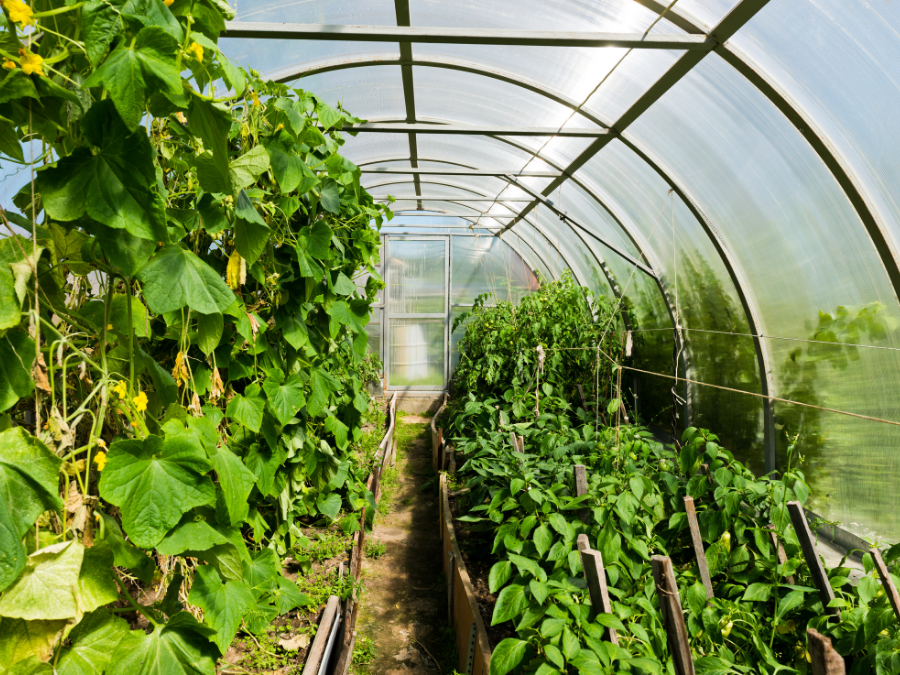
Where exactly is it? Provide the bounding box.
[112,380,128,398]
[132,391,148,413]
[163,0,174,5]
[250,90,261,106]
[93,451,107,471]
[188,42,203,63]
[4,0,34,26]
[2,58,15,70]
[18,48,42,76]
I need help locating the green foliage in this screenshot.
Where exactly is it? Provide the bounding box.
[0,2,390,672]
[451,271,628,418]
[448,388,900,674]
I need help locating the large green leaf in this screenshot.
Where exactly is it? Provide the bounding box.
[242,548,281,599]
[111,613,218,675]
[491,583,526,625]
[38,100,168,243]
[307,367,341,418]
[233,190,270,266]
[75,544,120,620]
[98,434,215,549]
[186,565,255,652]
[316,493,341,521]
[263,137,314,194]
[0,238,29,330]
[0,541,83,620]
[91,219,157,277]
[262,374,306,426]
[244,444,286,497]
[0,332,35,414]
[304,221,333,259]
[186,98,232,194]
[156,519,228,556]
[229,145,270,191]
[210,446,256,527]
[326,299,368,334]
[0,428,62,592]
[196,312,223,356]
[83,27,181,130]
[56,609,130,675]
[0,617,68,667]
[271,576,310,615]
[82,0,122,67]
[225,393,264,433]
[95,512,155,584]
[138,245,234,315]
[489,638,530,675]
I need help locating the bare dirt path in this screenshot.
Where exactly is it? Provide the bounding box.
[353,417,452,675]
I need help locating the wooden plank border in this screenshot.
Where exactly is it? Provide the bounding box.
[440,473,492,674]
[432,393,449,471]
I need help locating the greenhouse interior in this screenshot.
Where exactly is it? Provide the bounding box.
[3,0,900,673]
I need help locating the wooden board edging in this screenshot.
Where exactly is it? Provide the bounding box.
[440,473,492,675]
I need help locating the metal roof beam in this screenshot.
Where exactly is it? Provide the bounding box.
[499,0,772,234]
[373,196,536,202]
[361,167,562,177]
[334,123,608,136]
[223,23,713,49]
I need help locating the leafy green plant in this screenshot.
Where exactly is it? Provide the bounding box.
[452,270,629,418]
[0,1,390,672]
[365,539,386,559]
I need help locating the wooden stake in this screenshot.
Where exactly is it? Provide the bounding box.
[683,497,713,601]
[577,384,588,409]
[576,534,590,553]
[581,547,618,645]
[517,434,525,453]
[767,524,796,585]
[787,502,839,617]
[871,548,900,624]
[574,464,590,525]
[807,628,846,675]
[651,556,695,675]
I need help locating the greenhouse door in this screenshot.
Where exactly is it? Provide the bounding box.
[384,237,449,390]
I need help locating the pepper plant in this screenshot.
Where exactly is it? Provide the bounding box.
[0,1,389,672]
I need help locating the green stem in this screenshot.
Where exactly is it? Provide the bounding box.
[126,277,135,390]
[114,575,160,627]
[33,3,84,18]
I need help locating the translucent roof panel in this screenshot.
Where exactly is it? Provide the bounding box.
[412,67,578,129]
[450,236,538,305]
[232,0,396,23]
[287,66,407,119]
[731,0,900,271]
[672,0,741,28]
[220,40,399,81]
[334,133,410,167]
[583,49,682,123]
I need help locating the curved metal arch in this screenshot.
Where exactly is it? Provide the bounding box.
[383,207,560,282]
[370,177,620,302]
[373,181,579,284]
[276,55,765,439]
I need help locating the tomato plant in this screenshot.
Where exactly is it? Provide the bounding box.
[0,1,389,672]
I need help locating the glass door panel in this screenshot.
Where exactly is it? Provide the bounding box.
[385,237,448,389]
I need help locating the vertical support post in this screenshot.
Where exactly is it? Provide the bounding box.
[574,464,590,525]
[651,556,695,675]
[787,502,839,617]
[767,524,796,585]
[465,621,477,674]
[683,497,713,601]
[807,629,846,675]
[581,547,618,645]
[871,548,900,624]
[516,434,525,453]
[577,383,588,410]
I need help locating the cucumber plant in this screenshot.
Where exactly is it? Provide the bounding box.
[0,1,389,672]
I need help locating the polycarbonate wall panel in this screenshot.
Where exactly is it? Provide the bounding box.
[367,307,382,359]
[733,0,900,266]
[628,54,900,541]
[501,232,553,282]
[550,182,644,261]
[451,236,538,306]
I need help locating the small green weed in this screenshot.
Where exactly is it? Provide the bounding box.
[295,531,353,564]
[364,540,386,559]
[234,631,292,672]
[352,635,377,668]
[295,566,362,606]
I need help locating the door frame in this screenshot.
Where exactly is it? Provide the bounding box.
[384,236,451,391]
